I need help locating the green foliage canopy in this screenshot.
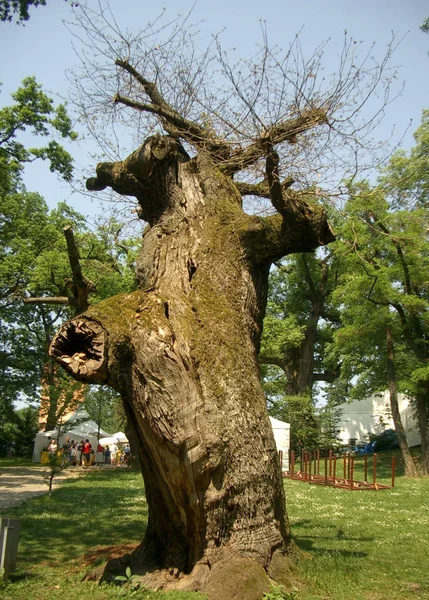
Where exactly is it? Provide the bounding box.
[0,0,46,23]
[0,77,77,192]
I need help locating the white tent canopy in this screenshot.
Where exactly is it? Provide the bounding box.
[269,416,290,471]
[99,432,129,447]
[33,409,288,468]
[32,407,112,462]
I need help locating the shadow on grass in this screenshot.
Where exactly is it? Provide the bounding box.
[352,446,422,480]
[0,458,35,468]
[291,518,374,542]
[7,470,147,568]
[294,539,368,558]
[7,571,38,583]
[291,519,372,558]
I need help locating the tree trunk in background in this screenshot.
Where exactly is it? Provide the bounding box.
[50,137,334,598]
[416,388,429,475]
[385,325,419,477]
[262,254,339,399]
[283,322,318,396]
[40,359,58,431]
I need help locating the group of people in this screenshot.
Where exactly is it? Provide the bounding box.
[101,443,131,466]
[47,437,94,467]
[46,435,131,467]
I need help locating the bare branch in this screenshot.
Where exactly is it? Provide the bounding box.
[220,108,328,176]
[63,226,96,314]
[67,4,404,221]
[235,176,294,198]
[22,227,96,315]
[114,59,231,160]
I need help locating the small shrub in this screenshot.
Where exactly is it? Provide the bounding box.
[113,566,143,593]
[262,584,299,600]
[43,452,68,496]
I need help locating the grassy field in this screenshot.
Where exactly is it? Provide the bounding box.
[0,451,428,599]
[0,458,35,468]
[0,466,204,600]
[285,451,429,600]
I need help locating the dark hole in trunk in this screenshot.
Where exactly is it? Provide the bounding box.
[53,322,102,362]
[187,259,197,282]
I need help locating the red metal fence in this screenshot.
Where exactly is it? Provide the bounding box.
[282,450,396,491]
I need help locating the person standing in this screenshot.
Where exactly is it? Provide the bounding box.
[62,436,72,462]
[47,438,57,455]
[96,442,104,465]
[82,438,92,467]
[77,440,84,466]
[69,441,77,465]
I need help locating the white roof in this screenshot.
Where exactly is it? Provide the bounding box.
[269,416,290,429]
[44,406,111,438]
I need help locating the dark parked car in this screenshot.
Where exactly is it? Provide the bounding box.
[369,429,399,451]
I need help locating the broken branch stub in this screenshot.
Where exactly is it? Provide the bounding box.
[49,318,109,384]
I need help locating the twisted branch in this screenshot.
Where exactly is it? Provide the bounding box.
[114,59,230,160]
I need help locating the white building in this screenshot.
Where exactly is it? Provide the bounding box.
[269,416,290,470]
[337,391,420,447]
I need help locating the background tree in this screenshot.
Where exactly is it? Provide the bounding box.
[0,393,17,456]
[13,405,39,457]
[260,252,340,396]
[0,400,38,457]
[0,1,75,23]
[84,385,126,437]
[259,250,341,451]
[330,167,429,475]
[0,76,76,187]
[0,78,77,431]
[0,77,77,315]
[0,78,140,435]
[0,0,46,22]
[48,8,400,596]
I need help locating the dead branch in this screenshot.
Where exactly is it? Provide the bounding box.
[220,108,328,176]
[67,5,403,226]
[22,226,96,315]
[236,177,294,199]
[114,59,231,161]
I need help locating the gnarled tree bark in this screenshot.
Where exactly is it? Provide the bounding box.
[50,133,334,598]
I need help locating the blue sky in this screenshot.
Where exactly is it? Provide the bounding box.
[1,0,428,224]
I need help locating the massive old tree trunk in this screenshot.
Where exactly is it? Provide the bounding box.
[50,134,333,597]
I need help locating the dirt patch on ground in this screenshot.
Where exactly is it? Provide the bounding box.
[0,465,83,512]
[82,543,139,567]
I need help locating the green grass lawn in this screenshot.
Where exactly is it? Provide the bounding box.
[0,468,205,600]
[1,451,428,599]
[0,458,35,468]
[286,449,429,600]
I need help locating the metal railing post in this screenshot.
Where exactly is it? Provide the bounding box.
[0,518,20,581]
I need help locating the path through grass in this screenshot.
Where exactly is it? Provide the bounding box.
[0,468,205,599]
